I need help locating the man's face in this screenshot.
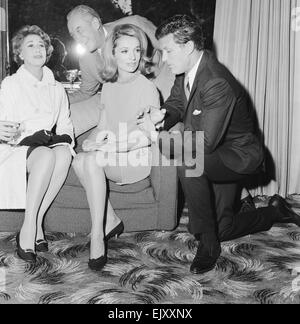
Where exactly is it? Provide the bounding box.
[158,34,190,75]
[67,13,102,53]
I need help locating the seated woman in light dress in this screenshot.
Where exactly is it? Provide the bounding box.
[73,24,160,271]
[0,25,74,263]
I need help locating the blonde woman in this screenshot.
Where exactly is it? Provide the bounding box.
[0,25,74,262]
[73,24,160,271]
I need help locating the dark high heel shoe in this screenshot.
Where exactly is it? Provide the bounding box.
[88,255,108,272]
[15,233,36,263]
[105,221,124,241]
[88,238,108,271]
[35,239,49,253]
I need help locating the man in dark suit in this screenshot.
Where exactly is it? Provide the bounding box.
[139,15,300,275]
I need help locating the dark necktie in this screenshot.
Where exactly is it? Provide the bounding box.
[185,76,191,100]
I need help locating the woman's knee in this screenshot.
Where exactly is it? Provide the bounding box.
[72,153,85,175]
[27,147,56,170]
[83,152,99,171]
[54,146,72,170]
[73,152,99,176]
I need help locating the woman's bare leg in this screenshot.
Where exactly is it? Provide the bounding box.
[103,165,123,234]
[73,153,122,259]
[21,147,55,250]
[73,152,107,259]
[36,146,72,241]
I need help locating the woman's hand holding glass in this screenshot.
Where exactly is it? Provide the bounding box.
[0,121,21,144]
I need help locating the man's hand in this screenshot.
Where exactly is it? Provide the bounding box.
[137,106,166,129]
[0,121,20,143]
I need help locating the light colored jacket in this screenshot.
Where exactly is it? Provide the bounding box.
[0,65,74,209]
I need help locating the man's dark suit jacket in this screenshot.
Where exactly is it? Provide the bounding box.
[162,50,264,175]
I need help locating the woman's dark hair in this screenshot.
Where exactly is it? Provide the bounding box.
[12,25,53,65]
[47,37,67,69]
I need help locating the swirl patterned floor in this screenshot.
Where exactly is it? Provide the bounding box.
[1,197,300,304]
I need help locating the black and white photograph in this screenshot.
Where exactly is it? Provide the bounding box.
[0,0,300,306]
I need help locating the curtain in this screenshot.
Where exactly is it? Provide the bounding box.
[0,0,8,82]
[213,0,300,197]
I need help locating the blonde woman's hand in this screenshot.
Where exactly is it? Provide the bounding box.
[82,139,107,152]
[137,112,156,138]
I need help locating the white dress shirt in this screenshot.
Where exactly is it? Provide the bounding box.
[185,52,204,91]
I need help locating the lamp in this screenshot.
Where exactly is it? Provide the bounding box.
[75,43,86,56]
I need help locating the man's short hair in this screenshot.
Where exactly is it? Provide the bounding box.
[67,5,102,24]
[155,15,205,51]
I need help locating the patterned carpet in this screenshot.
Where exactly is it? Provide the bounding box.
[1,197,300,304]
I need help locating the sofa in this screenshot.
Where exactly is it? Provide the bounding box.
[0,130,178,234]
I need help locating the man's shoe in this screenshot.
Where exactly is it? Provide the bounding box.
[190,233,221,275]
[269,194,300,226]
[240,195,256,213]
[190,254,218,275]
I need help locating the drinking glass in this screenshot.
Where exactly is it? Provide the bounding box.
[65,69,79,89]
[8,124,22,147]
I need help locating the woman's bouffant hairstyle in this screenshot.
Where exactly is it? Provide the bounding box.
[101,24,153,83]
[12,25,53,66]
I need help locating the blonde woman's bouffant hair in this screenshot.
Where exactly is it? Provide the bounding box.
[101,24,153,83]
[12,25,53,66]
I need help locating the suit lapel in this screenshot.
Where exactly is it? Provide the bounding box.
[183,51,209,126]
[187,50,209,106]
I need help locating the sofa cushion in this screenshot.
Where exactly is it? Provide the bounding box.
[53,184,156,210]
[65,165,151,194]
